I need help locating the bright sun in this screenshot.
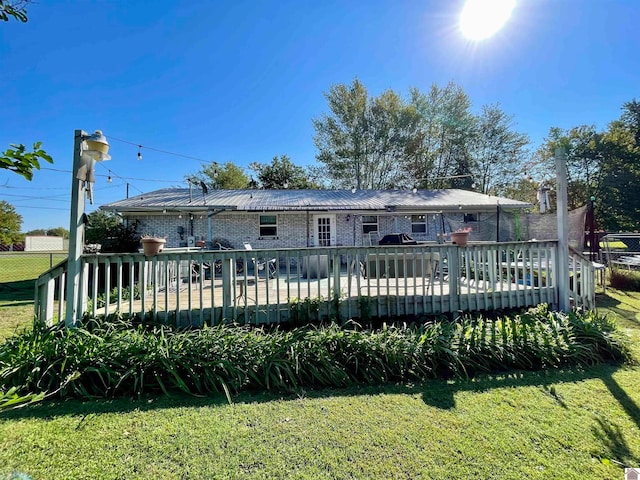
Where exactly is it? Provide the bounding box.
[460,0,516,41]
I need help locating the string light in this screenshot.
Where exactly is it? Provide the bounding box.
[107,169,112,183]
[137,145,143,161]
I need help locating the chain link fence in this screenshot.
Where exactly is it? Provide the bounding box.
[0,251,68,302]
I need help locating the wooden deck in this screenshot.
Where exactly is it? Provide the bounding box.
[35,241,594,326]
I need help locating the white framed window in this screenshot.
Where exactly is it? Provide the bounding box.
[411,214,428,234]
[259,214,278,238]
[361,215,378,234]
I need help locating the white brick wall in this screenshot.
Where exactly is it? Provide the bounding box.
[127,211,446,248]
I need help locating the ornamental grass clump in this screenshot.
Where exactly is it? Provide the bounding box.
[0,306,632,409]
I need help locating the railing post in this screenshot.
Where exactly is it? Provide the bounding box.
[221,257,233,313]
[448,246,460,312]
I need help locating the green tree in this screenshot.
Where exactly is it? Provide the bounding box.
[85,210,121,245]
[408,82,476,189]
[0,0,30,22]
[249,155,320,189]
[0,201,23,245]
[471,104,529,195]
[314,79,420,189]
[313,79,369,189]
[1,142,53,180]
[535,100,640,230]
[187,161,249,189]
[25,227,69,238]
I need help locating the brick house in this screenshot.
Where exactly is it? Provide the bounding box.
[100,188,530,249]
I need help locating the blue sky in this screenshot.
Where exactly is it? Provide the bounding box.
[1,0,638,232]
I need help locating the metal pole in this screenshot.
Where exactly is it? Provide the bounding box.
[65,130,86,326]
[555,147,570,311]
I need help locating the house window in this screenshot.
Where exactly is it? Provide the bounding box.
[464,213,478,223]
[259,215,278,237]
[361,215,378,234]
[411,214,428,234]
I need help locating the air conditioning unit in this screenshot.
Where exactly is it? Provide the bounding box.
[187,236,195,247]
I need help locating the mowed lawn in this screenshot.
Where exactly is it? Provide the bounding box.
[0,260,639,478]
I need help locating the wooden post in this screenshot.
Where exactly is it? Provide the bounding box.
[555,148,570,312]
[65,130,86,327]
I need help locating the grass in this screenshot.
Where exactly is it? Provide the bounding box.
[0,251,65,339]
[0,285,639,478]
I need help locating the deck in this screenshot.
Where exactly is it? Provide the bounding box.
[34,241,595,326]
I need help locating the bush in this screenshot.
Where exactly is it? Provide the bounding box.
[0,306,632,408]
[609,269,640,291]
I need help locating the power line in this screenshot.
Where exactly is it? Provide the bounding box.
[11,205,70,211]
[40,167,183,184]
[109,135,213,164]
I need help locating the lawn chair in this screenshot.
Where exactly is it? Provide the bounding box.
[243,242,277,279]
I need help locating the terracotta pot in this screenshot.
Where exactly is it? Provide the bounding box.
[450,232,469,246]
[141,238,166,256]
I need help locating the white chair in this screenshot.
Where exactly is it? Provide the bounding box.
[243,242,277,278]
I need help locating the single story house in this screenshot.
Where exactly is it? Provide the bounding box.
[100,188,531,249]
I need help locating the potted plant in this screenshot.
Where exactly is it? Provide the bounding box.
[140,234,166,256]
[450,227,472,246]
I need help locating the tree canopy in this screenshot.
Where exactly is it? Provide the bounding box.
[0,201,23,246]
[186,162,249,189]
[532,100,640,230]
[249,155,320,189]
[313,79,530,193]
[25,227,69,239]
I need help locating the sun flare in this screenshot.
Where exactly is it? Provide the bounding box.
[460,0,516,41]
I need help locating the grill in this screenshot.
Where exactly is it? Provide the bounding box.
[378,233,418,245]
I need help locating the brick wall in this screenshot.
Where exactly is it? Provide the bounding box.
[128,211,445,248]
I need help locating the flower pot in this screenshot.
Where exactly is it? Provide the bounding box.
[141,238,166,256]
[450,232,469,246]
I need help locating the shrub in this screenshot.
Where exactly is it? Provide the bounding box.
[0,306,632,409]
[609,269,640,291]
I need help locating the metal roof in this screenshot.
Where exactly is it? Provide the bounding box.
[100,188,531,213]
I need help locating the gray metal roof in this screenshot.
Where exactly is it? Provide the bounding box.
[100,188,531,213]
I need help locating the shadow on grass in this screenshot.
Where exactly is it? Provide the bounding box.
[1,363,633,422]
[596,292,640,328]
[0,279,35,304]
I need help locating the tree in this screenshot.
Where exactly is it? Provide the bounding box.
[187,161,249,189]
[0,0,30,22]
[470,104,529,195]
[249,155,320,189]
[314,79,420,189]
[313,79,369,189]
[407,82,476,189]
[25,227,69,238]
[535,99,640,230]
[0,201,23,246]
[85,210,122,245]
[1,142,53,180]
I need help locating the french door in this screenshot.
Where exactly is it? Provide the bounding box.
[314,215,336,247]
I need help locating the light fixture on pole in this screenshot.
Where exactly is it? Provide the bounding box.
[65,129,110,327]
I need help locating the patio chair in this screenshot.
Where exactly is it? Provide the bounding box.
[243,242,277,279]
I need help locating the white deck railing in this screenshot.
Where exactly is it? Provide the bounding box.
[34,241,595,326]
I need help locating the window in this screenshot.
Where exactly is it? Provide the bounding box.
[411,214,428,234]
[259,215,278,237]
[361,215,378,234]
[464,213,478,223]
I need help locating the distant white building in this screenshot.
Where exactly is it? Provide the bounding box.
[24,236,67,252]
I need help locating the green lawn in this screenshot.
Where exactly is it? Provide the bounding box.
[1,288,639,479]
[0,252,66,338]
